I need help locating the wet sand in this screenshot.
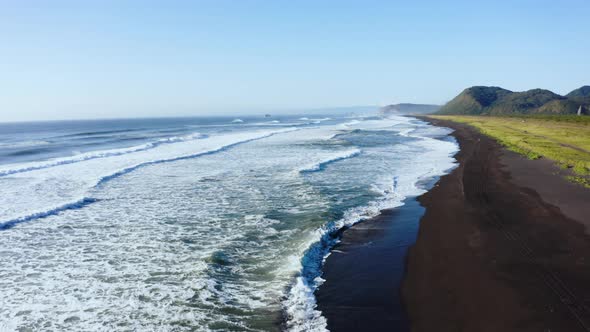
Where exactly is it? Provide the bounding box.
[315,199,423,332]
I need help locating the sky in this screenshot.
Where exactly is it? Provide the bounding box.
[1,0,589,122]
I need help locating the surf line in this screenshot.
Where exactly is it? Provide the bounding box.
[0,128,300,230]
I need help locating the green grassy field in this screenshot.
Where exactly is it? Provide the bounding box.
[430,115,590,188]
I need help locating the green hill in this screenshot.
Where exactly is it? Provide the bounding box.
[567,85,590,99]
[438,86,589,115]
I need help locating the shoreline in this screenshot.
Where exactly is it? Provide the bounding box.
[404,117,590,331]
[315,197,423,331]
[313,116,458,331]
[315,116,590,331]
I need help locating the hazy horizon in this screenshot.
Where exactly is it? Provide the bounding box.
[0,105,379,123]
[1,0,589,122]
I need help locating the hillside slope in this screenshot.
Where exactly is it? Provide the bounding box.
[567,85,590,99]
[438,86,589,115]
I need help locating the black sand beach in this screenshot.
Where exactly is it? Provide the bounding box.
[404,118,590,332]
[317,117,590,332]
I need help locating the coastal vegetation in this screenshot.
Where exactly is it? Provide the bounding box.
[430,115,590,187]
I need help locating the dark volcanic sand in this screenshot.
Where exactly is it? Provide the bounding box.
[315,199,424,332]
[315,117,590,332]
[403,118,590,332]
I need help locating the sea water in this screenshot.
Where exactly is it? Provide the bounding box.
[0,113,457,331]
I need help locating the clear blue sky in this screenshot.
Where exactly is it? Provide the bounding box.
[1,0,589,121]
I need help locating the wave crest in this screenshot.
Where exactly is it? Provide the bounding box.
[0,133,206,177]
[298,149,361,173]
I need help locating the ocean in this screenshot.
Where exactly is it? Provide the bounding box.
[0,112,457,331]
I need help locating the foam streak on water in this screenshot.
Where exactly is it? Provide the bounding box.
[0,133,207,177]
[0,115,457,331]
[0,128,297,228]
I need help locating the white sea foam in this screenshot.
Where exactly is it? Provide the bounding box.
[0,197,97,230]
[308,118,331,124]
[0,128,298,229]
[0,133,206,177]
[342,119,361,127]
[0,140,51,148]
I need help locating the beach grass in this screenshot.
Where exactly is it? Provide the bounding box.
[429,115,590,187]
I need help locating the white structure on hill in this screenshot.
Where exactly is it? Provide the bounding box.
[578,105,583,116]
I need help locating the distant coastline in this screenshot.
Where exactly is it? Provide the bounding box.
[379,103,440,115]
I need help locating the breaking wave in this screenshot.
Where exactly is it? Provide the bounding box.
[0,197,98,230]
[0,133,206,177]
[298,149,361,173]
[0,128,298,229]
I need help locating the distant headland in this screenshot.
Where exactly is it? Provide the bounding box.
[437,85,590,115]
[381,86,590,117]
